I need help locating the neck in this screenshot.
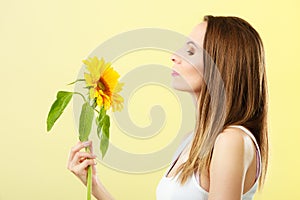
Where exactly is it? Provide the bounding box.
[190,91,199,108]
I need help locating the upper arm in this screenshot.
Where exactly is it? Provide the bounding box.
[208,130,252,200]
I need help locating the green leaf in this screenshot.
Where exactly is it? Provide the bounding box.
[94,106,110,158]
[102,115,110,138]
[100,134,109,159]
[99,106,106,119]
[79,102,94,142]
[96,106,106,138]
[96,116,101,137]
[100,115,110,158]
[47,91,73,132]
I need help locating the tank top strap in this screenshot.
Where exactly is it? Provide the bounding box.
[171,133,194,161]
[228,125,262,181]
[165,133,194,176]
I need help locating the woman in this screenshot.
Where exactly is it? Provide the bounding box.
[67,15,268,200]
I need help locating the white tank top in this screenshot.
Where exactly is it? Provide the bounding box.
[156,125,262,200]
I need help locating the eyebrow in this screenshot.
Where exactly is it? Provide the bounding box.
[186,40,199,49]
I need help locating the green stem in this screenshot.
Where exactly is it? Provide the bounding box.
[85,147,92,200]
[67,79,85,85]
[93,108,100,114]
[73,92,87,103]
[73,92,99,115]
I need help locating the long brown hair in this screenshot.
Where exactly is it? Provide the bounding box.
[175,15,268,189]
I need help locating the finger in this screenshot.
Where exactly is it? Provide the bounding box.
[90,141,94,154]
[70,151,96,168]
[84,140,94,154]
[68,141,92,164]
[67,141,80,168]
[75,152,96,162]
[73,159,97,174]
[92,161,97,176]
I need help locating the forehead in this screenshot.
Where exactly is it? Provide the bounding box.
[188,22,207,47]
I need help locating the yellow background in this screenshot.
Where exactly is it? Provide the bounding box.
[1,0,299,199]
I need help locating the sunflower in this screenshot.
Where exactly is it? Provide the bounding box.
[83,56,124,111]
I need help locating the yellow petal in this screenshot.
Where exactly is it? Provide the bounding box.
[112,93,123,103]
[83,57,101,83]
[98,90,111,110]
[111,92,123,111]
[84,73,94,86]
[102,67,120,92]
[96,95,103,107]
[82,58,91,67]
[100,90,111,101]
[99,59,110,76]
[88,56,103,80]
[97,57,105,75]
[112,102,123,112]
[103,97,111,110]
[114,82,124,93]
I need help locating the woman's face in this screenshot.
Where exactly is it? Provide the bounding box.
[171,22,207,95]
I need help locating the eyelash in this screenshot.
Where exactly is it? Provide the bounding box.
[187,49,194,55]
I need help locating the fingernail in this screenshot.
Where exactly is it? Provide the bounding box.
[94,160,97,165]
[83,141,90,147]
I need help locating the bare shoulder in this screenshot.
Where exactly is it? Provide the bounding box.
[208,127,256,199]
[214,127,255,166]
[216,127,246,148]
[213,128,245,169]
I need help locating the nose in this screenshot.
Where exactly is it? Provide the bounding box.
[170,53,181,64]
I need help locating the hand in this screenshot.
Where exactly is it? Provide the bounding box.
[67,140,99,187]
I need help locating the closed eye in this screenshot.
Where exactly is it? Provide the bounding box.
[187,48,195,55]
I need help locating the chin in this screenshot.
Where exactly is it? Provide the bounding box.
[171,81,191,92]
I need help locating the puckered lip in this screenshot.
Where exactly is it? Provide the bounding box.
[171,69,180,77]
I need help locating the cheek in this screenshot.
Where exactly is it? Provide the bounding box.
[181,64,203,91]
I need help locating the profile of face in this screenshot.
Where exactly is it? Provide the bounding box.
[171,22,207,95]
